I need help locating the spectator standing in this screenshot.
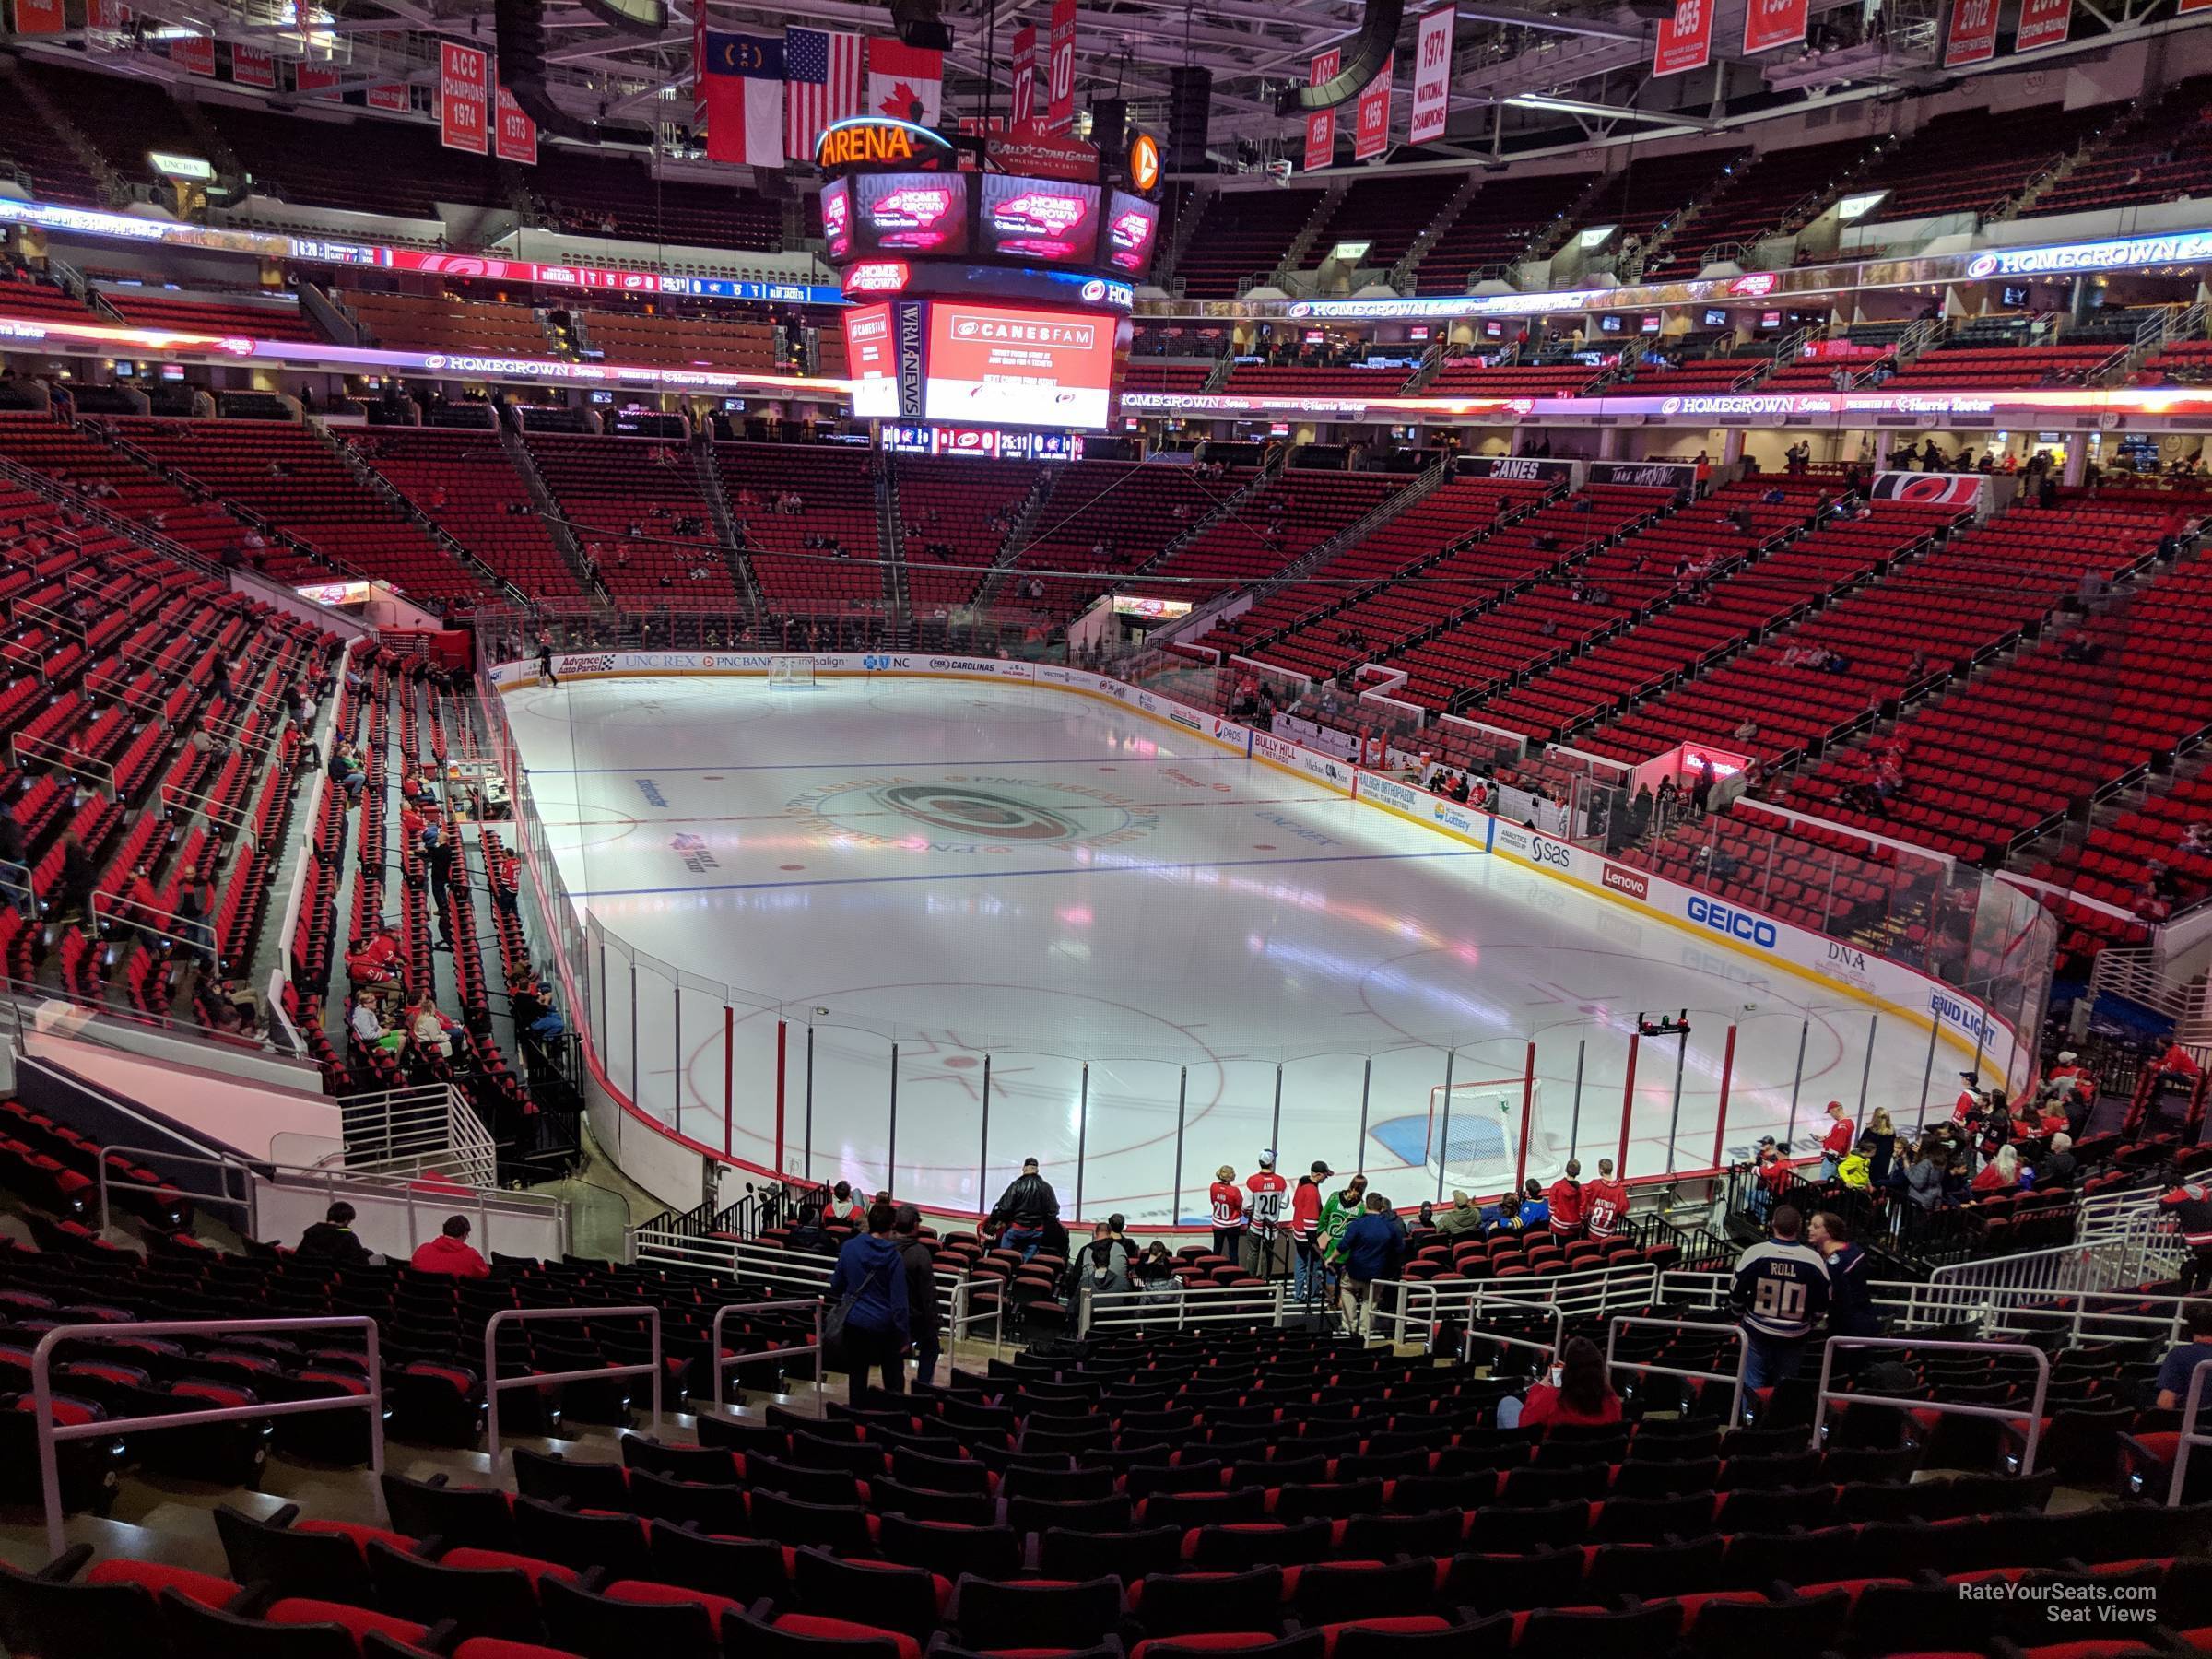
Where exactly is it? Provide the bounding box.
[1819,1100,1855,1182]
[1288,1159,1334,1301]
[1583,1158,1629,1243]
[829,1201,909,1399]
[410,1216,489,1278]
[1321,1173,1369,1272]
[1862,1109,1899,1188]
[1243,1151,1290,1278]
[1806,1209,1878,1356]
[1208,1164,1246,1261]
[893,1206,940,1389]
[1547,1160,1584,1241]
[1337,1193,1406,1336]
[989,1157,1058,1262]
[1730,1205,1830,1391]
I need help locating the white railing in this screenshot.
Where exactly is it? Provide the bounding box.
[1078,1277,1288,1335]
[947,1277,1006,1355]
[708,1297,823,1414]
[631,1226,964,1342]
[339,1083,496,1189]
[32,1316,384,1556]
[1461,1300,1567,1368]
[1811,1335,2048,1474]
[1374,1259,1661,1347]
[2169,1356,2212,1505]
[484,1305,659,1463]
[95,1143,570,1261]
[1607,1312,1748,1425]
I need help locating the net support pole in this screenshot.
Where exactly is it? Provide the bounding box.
[1074,1061,1088,1222]
[1571,1040,1585,1150]
[1915,1010,1941,1133]
[1356,1056,1371,1171]
[1665,1029,1689,1172]
[887,1041,899,1196]
[1712,1022,1737,1171]
[1857,1012,1878,1115]
[1783,1019,1808,1153]
[1436,1048,1456,1203]
[1171,1065,1187,1227]
[742,1008,753,1162]
[1514,1040,1537,1192]
[629,960,639,1104]
[805,1023,816,1182]
[976,1053,992,1214]
[673,987,683,1140]
[1618,1032,1639,1180]
[1270,1062,1282,1157]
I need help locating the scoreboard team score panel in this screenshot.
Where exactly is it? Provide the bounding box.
[820,172,1160,276]
[842,299,1121,429]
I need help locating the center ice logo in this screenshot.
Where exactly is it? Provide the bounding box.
[784,774,1159,854]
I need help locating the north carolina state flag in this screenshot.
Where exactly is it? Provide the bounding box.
[1353,53,1393,161]
[1741,0,1807,54]
[866,37,943,127]
[1943,0,1998,65]
[1303,50,1339,171]
[1653,0,1713,76]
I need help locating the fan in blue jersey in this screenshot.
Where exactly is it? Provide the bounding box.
[1730,1204,1831,1394]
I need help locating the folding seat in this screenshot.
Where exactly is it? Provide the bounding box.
[377,1474,516,1552]
[750,1488,879,1556]
[1592,1491,1715,1544]
[879,1513,1025,1582]
[1128,1634,1321,1659]
[950,1575,1123,1651]
[1438,1548,1583,1614]
[892,1447,994,1494]
[749,1454,870,1506]
[365,1540,568,1641]
[1129,1568,1285,1639]
[0,1549,241,1659]
[724,1601,921,1659]
[159,1587,413,1659]
[1231,1454,1328,1489]
[536,1577,728,1659]
[999,1462,1115,1500]
[1710,1483,1831,1534]
[1462,1500,1586,1553]
[1521,1603,1683,1646]
[1583,1535,1727,1602]
[1288,1560,1440,1628]
[1128,1460,1226,1500]
[511,1497,653,1581]
[794,1549,947,1639]
[792,1432,889,1478]
[1012,1494,1134,1536]
[695,1415,793,1458]
[511,1446,629,1509]
[645,1522,789,1603]
[1040,1526,1183,1583]
[1330,1613,1512,1658]
[624,1468,752,1532]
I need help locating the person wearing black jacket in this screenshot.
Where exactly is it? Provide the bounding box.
[296,1202,379,1266]
[989,1157,1060,1261]
[894,1205,942,1388]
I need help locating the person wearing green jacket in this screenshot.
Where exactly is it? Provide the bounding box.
[1320,1173,1370,1269]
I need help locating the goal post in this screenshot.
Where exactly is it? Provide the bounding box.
[1426,1071,1559,1193]
[769,657,818,688]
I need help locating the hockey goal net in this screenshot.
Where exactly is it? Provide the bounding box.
[769,656,818,688]
[1425,1075,1548,1188]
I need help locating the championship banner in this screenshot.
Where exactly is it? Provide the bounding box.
[1303,48,1340,171]
[495,85,537,165]
[1010,25,1038,126]
[169,32,218,76]
[1943,0,1998,65]
[10,0,66,36]
[1045,0,1077,134]
[369,82,412,111]
[1742,0,1807,54]
[1408,8,1454,147]
[1352,53,1393,162]
[2186,0,2212,16]
[2014,0,2071,51]
[439,41,488,153]
[232,44,276,88]
[1653,0,1713,76]
[296,65,340,97]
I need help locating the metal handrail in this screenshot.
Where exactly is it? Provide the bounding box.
[1810,1335,2049,1475]
[1380,1259,1660,1347]
[1078,1277,1287,1335]
[1462,1300,1567,1367]
[2167,1355,2212,1505]
[1606,1313,1747,1426]
[483,1304,661,1463]
[947,1277,1006,1357]
[31,1315,383,1555]
[708,1297,824,1414]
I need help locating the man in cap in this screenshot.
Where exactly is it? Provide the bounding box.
[1289,1158,1335,1301]
[2041,1050,2093,1137]
[989,1156,1059,1263]
[1243,1150,1290,1279]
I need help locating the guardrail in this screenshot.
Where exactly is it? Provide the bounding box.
[2169,1355,2212,1505]
[484,1304,660,1463]
[1607,1313,1747,1425]
[1462,1300,1566,1369]
[1375,1259,1661,1347]
[947,1277,1006,1356]
[1811,1335,2048,1474]
[708,1298,823,1414]
[340,1084,497,1189]
[31,1315,383,1556]
[1077,1277,1288,1335]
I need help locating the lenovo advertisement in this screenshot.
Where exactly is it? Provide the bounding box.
[923,301,1116,429]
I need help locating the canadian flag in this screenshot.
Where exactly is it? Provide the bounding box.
[865,38,943,127]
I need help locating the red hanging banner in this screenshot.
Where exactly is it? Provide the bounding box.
[1653,0,1713,76]
[1741,0,1807,55]
[232,44,276,88]
[10,0,66,36]
[369,81,412,111]
[1352,53,1393,162]
[1303,48,1340,172]
[169,32,218,76]
[495,86,537,165]
[2014,0,2071,51]
[1407,8,1455,147]
[1045,0,1077,134]
[1010,25,1038,127]
[1943,0,1999,65]
[295,65,340,97]
[439,41,488,153]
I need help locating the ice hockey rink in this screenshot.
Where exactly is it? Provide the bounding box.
[504,672,1956,1225]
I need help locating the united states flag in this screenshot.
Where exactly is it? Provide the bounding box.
[785,27,863,161]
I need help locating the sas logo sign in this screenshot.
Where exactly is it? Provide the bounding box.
[1529,833,1572,871]
[1686,895,1778,950]
[1602,863,1649,901]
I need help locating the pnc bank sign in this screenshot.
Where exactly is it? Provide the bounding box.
[814,116,952,171]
